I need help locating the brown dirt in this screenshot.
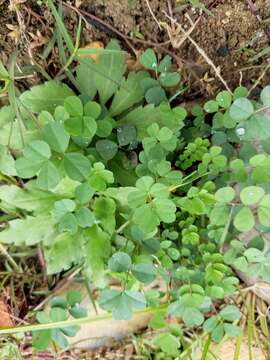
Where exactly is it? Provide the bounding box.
[0,0,270,97]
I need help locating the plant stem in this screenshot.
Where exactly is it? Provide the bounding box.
[0,304,168,335]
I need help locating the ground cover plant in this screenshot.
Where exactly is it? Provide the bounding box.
[0,1,270,358]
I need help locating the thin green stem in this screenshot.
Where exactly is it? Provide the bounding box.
[0,304,168,335]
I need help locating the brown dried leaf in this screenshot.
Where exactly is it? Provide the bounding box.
[0,299,13,327]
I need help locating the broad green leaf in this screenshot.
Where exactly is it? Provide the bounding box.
[224,323,242,337]
[88,162,114,191]
[23,140,51,163]
[233,206,254,232]
[69,305,87,319]
[158,55,172,72]
[58,213,78,234]
[210,204,229,226]
[75,207,95,228]
[75,58,97,100]
[244,248,264,263]
[204,100,219,113]
[0,182,62,213]
[132,263,157,283]
[229,98,254,121]
[43,122,70,153]
[154,198,176,223]
[75,183,94,205]
[99,289,146,320]
[94,197,116,234]
[117,125,137,146]
[64,96,83,117]
[233,86,248,100]
[152,333,180,356]
[215,187,235,203]
[240,186,265,205]
[211,323,224,343]
[15,157,42,178]
[96,140,118,161]
[52,199,76,222]
[258,194,270,226]
[133,204,159,233]
[0,145,16,176]
[140,49,157,70]
[220,305,241,321]
[84,101,101,119]
[108,252,132,272]
[50,308,68,322]
[37,161,60,190]
[182,307,204,327]
[95,40,125,104]
[216,91,232,109]
[110,72,145,116]
[32,330,52,351]
[260,85,270,106]
[145,86,166,106]
[0,120,39,151]
[203,316,219,332]
[63,153,91,181]
[45,231,84,274]
[159,72,180,87]
[20,81,74,114]
[67,290,82,307]
[84,225,111,286]
[243,112,270,140]
[0,216,54,245]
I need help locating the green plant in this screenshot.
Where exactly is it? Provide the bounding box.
[1,4,270,356]
[33,290,86,350]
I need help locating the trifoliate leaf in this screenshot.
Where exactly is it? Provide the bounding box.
[75,207,95,228]
[145,86,166,106]
[63,153,91,181]
[240,186,265,205]
[84,101,101,119]
[215,187,235,203]
[260,85,270,106]
[229,98,254,121]
[153,333,180,356]
[64,96,83,117]
[23,140,51,163]
[96,139,118,161]
[132,263,157,283]
[216,91,232,109]
[43,122,70,153]
[37,161,60,190]
[108,252,132,272]
[220,305,241,321]
[233,207,254,232]
[159,72,180,87]
[67,290,82,307]
[224,323,242,337]
[58,213,78,234]
[99,289,146,320]
[75,183,94,204]
[204,100,219,113]
[117,125,137,146]
[140,48,157,70]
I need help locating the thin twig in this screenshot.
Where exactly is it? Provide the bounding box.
[145,0,162,30]
[248,61,270,95]
[163,12,232,94]
[246,0,270,41]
